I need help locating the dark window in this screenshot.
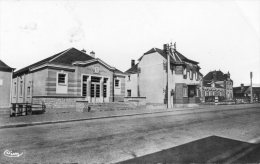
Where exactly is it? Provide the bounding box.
[128,75,131,81]
[58,73,66,84]
[27,86,31,96]
[82,83,87,97]
[115,79,119,87]
[127,90,131,97]
[91,76,100,82]
[103,85,107,98]
[96,84,100,97]
[20,81,23,96]
[82,75,88,97]
[91,84,95,97]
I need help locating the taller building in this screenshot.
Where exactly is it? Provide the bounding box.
[202,70,233,102]
[0,60,15,109]
[125,43,203,108]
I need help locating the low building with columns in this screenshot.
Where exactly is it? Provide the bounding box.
[12,48,125,110]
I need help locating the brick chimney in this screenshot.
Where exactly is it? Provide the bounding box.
[241,83,244,91]
[131,59,135,68]
[81,49,86,53]
[90,51,95,58]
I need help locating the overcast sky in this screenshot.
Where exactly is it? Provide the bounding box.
[0,0,259,86]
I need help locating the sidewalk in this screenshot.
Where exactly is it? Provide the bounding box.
[0,103,259,129]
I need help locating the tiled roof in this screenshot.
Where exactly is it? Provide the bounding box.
[0,60,14,72]
[125,63,139,74]
[141,48,199,65]
[203,70,228,81]
[14,47,124,76]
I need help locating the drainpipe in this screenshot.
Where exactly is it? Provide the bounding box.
[112,70,115,102]
[9,69,14,107]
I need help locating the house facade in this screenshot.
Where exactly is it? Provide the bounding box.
[125,43,203,108]
[12,48,125,110]
[202,70,233,102]
[0,60,14,109]
[233,84,260,103]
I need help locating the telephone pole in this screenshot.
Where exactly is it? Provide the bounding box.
[250,72,253,103]
[166,44,171,108]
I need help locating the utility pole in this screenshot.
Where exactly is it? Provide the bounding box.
[250,72,253,103]
[166,44,171,108]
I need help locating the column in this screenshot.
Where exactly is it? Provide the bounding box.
[87,76,91,102]
[100,77,104,102]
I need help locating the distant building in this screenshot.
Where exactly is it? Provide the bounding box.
[0,60,15,109]
[233,84,260,102]
[125,43,203,107]
[202,70,233,102]
[12,48,125,110]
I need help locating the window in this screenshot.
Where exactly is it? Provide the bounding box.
[14,82,17,96]
[127,90,131,97]
[103,85,107,98]
[183,87,188,97]
[58,73,67,85]
[82,75,88,97]
[115,79,120,87]
[128,75,131,81]
[20,81,23,97]
[27,86,31,96]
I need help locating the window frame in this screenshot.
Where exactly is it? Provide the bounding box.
[57,72,68,86]
[183,87,188,97]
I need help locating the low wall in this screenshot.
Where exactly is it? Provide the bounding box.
[33,96,85,113]
[124,97,146,106]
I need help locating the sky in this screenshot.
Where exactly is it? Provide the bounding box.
[0,0,259,87]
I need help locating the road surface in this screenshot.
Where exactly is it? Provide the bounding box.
[0,105,259,163]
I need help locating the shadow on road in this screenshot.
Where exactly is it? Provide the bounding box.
[118,135,260,164]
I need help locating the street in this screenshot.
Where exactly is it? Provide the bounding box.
[0,106,260,163]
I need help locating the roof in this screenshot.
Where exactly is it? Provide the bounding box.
[14,48,94,76]
[125,63,139,74]
[126,45,200,74]
[140,47,199,65]
[14,47,125,77]
[233,86,260,94]
[203,70,230,81]
[0,60,14,72]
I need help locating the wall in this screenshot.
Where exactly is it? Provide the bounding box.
[0,71,12,108]
[138,52,166,104]
[125,73,138,97]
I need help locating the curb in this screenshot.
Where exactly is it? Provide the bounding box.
[0,105,259,129]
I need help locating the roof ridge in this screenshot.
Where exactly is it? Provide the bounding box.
[49,47,73,63]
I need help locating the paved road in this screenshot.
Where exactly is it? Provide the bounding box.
[0,106,259,163]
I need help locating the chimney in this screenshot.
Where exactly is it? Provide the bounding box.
[163,44,169,52]
[81,49,86,53]
[90,51,95,58]
[241,83,244,90]
[131,59,135,68]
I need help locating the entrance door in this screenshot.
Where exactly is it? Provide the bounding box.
[91,83,100,103]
